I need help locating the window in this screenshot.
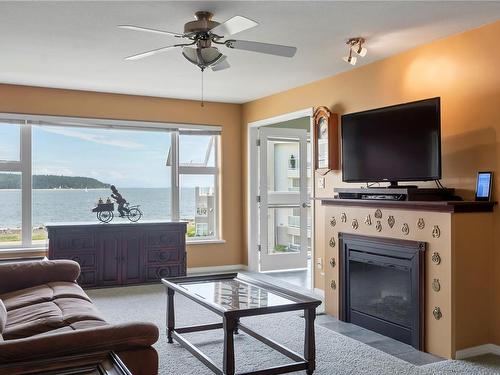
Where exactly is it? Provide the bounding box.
[177,133,219,240]
[0,116,221,249]
[196,223,209,236]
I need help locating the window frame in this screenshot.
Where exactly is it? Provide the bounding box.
[0,114,221,250]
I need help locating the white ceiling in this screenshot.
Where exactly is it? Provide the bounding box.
[0,1,499,103]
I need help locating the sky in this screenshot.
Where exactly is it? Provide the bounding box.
[0,122,214,188]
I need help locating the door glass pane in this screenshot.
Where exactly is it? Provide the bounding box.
[267,207,301,254]
[32,125,172,240]
[266,138,300,194]
[0,121,21,161]
[179,134,215,167]
[180,174,216,239]
[0,172,22,246]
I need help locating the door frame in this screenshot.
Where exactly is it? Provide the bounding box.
[247,108,315,287]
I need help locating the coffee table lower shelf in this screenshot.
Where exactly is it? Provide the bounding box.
[169,322,310,375]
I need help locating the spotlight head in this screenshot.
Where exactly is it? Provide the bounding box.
[353,44,367,57]
[343,55,357,65]
[346,37,367,58]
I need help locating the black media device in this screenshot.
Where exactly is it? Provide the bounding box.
[341,97,441,186]
[475,171,493,201]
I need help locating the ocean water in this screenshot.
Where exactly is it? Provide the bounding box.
[0,187,197,229]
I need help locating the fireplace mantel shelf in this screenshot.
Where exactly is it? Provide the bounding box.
[317,198,496,213]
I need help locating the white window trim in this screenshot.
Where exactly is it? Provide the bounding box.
[0,114,222,250]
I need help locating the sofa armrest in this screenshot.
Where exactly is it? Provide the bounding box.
[0,260,81,295]
[0,322,159,364]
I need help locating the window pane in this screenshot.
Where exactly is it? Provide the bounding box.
[0,172,22,246]
[179,134,215,167]
[267,207,300,254]
[267,206,311,255]
[266,138,300,193]
[0,121,21,161]
[32,125,172,238]
[180,174,216,239]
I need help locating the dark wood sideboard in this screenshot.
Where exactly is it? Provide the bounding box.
[47,222,187,288]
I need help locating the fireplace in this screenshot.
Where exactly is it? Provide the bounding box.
[339,233,425,350]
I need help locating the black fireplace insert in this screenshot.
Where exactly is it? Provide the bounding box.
[339,233,425,350]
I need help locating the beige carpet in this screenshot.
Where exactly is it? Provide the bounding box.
[88,284,500,374]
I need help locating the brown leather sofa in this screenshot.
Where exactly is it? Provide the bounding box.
[0,260,159,374]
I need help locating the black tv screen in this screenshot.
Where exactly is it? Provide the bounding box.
[341,98,441,184]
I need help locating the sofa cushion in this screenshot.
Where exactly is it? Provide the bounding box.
[30,320,109,337]
[0,282,91,311]
[3,298,105,340]
[0,299,6,334]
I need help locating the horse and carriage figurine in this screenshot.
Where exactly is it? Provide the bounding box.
[92,185,143,223]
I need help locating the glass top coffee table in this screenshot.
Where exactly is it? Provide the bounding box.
[162,273,321,375]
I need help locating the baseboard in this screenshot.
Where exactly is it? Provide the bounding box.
[187,264,247,275]
[455,344,500,359]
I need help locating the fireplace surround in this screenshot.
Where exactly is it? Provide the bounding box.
[339,233,425,350]
[322,201,495,358]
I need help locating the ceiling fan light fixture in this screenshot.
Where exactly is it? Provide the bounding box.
[182,46,223,70]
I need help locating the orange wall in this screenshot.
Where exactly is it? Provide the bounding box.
[242,21,500,344]
[0,84,243,268]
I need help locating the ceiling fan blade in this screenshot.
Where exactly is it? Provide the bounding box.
[210,15,258,36]
[118,25,184,38]
[212,57,230,71]
[125,45,178,61]
[226,40,297,57]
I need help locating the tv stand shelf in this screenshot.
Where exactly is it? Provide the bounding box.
[319,198,495,213]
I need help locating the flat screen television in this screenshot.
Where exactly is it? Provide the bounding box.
[341,97,441,185]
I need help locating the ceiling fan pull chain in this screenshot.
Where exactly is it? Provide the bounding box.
[201,68,204,107]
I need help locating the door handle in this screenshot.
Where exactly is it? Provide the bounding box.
[302,203,311,208]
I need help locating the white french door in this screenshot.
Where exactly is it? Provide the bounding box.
[258,127,309,271]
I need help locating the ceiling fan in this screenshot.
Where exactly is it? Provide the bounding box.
[118,11,297,72]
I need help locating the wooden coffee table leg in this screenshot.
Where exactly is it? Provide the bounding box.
[167,287,175,344]
[223,316,236,375]
[304,308,316,374]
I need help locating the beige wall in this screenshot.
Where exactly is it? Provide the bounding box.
[0,84,243,268]
[242,21,500,344]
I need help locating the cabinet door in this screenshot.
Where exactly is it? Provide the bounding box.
[100,232,122,286]
[121,231,144,284]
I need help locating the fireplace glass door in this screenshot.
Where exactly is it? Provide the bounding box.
[349,257,412,328]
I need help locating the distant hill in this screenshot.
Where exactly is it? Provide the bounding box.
[0,174,110,189]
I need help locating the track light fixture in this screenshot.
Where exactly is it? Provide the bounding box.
[342,48,357,66]
[343,37,367,65]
